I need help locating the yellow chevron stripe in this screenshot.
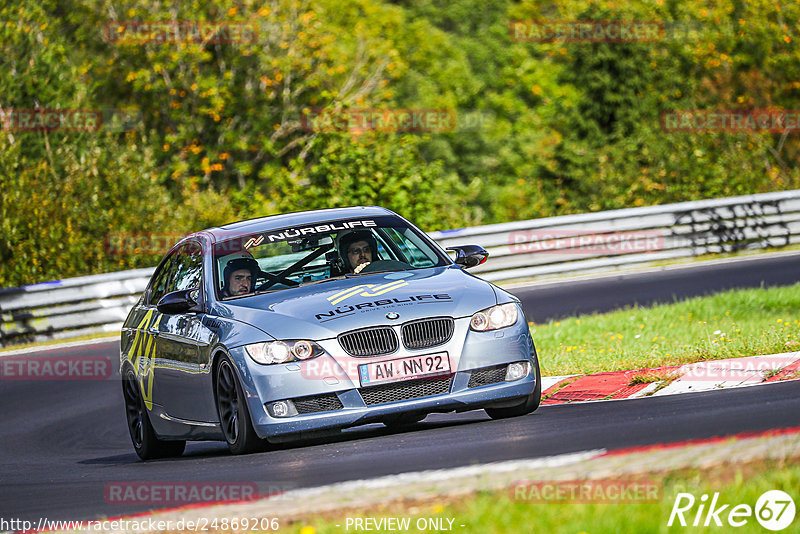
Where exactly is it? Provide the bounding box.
[360,280,409,297]
[328,284,376,305]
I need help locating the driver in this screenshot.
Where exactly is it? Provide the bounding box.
[221,255,262,298]
[338,230,378,274]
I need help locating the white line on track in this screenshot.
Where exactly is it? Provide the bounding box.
[208,449,608,511]
[0,336,119,358]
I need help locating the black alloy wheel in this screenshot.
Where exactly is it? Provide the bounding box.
[215,357,264,454]
[121,368,185,460]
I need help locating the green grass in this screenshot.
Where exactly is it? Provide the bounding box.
[286,460,799,534]
[627,370,679,386]
[530,283,800,377]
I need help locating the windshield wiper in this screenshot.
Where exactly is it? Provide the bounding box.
[298,275,349,287]
[253,287,283,295]
[345,270,397,277]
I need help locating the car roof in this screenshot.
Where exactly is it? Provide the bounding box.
[202,206,397,242]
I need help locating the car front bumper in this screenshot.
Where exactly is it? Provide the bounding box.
[232,312,537,439]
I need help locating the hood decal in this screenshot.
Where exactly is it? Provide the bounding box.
[327,280,409,305]
[317,293,452,322]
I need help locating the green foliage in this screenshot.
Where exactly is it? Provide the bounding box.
[3,0,800,285]
[269,133,479,230]
[0,1,170,285]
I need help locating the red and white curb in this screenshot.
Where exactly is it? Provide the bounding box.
[541,351,800,405]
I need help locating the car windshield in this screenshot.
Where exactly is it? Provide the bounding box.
[214,215,448,299]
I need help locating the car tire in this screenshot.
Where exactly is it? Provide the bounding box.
[122,368,186,460]
[484,356,542,420]
[215,357,264,455]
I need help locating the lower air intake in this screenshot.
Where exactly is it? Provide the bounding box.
[360,376,451,406]
[468,364,507,388]
[293,393,344,414]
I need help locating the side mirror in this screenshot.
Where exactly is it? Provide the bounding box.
[157,288,200,315]
[446,245,489,269]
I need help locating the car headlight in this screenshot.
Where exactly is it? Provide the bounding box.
[245,340,325,365]
[470,303,519,331]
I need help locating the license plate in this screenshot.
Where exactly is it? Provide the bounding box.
[358,352,450,386]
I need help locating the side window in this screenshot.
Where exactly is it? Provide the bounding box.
[382,228,437,268]
[148,253,177,305]
[171,243,203,293]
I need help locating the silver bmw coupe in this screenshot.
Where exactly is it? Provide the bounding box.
[121,207,540,459]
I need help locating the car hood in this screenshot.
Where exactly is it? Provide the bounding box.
[214,265,497,340]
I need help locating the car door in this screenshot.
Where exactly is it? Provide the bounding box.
[151,240,217,422]
[124,249,177,414]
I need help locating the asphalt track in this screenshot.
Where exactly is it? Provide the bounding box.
[513,252,800,322]
[1,253,799,522]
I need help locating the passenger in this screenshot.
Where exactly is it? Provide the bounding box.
[338,230,378,274]
[221,256,261,298]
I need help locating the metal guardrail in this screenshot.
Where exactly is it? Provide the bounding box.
[2,190,799,346]
[431,189,800,282]
[0,269,154,346]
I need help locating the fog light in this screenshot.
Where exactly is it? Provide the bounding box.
[269,400,299,418]
[273,401,289,417]
[505,362,529,381]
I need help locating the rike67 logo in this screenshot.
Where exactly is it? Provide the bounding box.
[669,490,795,530]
